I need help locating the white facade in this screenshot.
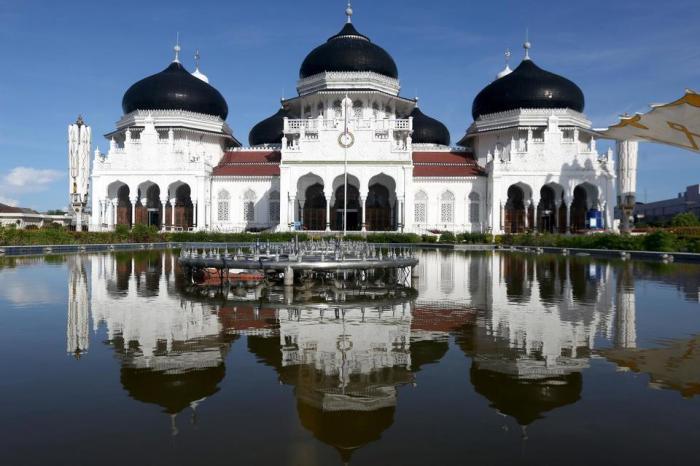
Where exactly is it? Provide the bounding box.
[85,12,617,235]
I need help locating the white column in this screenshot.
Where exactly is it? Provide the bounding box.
[110,199,117,229]
[360,196,367,232]
[554,200,561,233]
[600,200,609,230]
[524,199,531,230]
[170,198,176,228]
[399,197,405,232]
[193,199,199,230]
[325,195,332,232]
[96,200,103,228]
[160,197,168,230]
[130,195,138,227]
[299,199,306,230]
[288,196,296,230]
[565,197,572,233]
[531,197,540,233]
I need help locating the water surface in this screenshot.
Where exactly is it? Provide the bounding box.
[1,250,699,465]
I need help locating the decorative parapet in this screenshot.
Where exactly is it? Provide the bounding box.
[297,71,400,96]
[470,108,592,134]
[114,109,233,136]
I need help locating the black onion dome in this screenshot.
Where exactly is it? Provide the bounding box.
[249,107,291,146]
[122,61,228,119]
[471,59,584,120]
[410,107,451,145]
[299,23,398,79]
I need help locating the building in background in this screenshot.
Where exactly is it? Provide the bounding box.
[0,203,72,229]
[634,183,700,223]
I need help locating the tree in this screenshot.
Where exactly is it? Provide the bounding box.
[670,212,700,227]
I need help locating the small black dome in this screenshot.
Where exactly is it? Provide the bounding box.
[410,107,450,145]
[299,23,398,79]
[122,61,228,119]
[471,59,584,120]
[249,107,291,146]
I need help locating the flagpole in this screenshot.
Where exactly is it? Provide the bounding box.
[343,95,348,237]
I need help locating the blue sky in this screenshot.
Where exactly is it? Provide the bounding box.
[0,0,698,211]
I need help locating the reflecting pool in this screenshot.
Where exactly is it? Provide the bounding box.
[1,250,699,465]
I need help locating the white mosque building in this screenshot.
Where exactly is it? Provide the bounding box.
[83,4,616,234]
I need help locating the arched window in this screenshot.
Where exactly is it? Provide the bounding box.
[333,100,342,119]
[469,192,480,223]
[353,100,363,119]
[440,191,455,224]
[372,103,379,119]
[269,190,280,223]
[217,189,230,221]
[243,189,256,223]
[317,102,324,118]
[303,106,311,118]
[414,191,428,224]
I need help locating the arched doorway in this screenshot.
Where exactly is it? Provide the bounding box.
[538,186,557,233]
[505,185,526,233]
[571,186,588,233]
[333,184,361,231]
[174,184,194,229]
[303,184,326,231]
[366,184,392,231]
[116,185,131,227]
[136,184,162,227]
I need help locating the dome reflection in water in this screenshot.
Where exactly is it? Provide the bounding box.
[50,249,700,464]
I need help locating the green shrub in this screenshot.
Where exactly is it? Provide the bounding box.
[439,231,456,243]
[130,224,161,243]
[456,232,493,244]
[642,230,677,252]
[421,234,438,243]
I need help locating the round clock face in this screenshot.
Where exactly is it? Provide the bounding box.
[338,131,355,148]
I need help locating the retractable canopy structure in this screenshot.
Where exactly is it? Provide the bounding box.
[601,90,700,152]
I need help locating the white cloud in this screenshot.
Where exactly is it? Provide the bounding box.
[0,167,63,208]
[3,167,63,191]
[0,195,18,206]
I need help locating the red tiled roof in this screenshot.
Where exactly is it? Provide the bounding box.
[213,151,281,177]
[412,151,486,177]
[0,203,37,214]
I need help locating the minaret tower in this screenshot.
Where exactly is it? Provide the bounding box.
[616,139,638,233]
[68,115,91,231]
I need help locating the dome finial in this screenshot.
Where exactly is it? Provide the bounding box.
[345,1,353,23]
[523,29,531,60]
[496,49,513,79]
[191,49,210,83]
[173,32,181,63]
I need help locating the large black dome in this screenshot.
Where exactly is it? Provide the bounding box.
[249,107,291,146]
[122,61,229,120]
[471,59,584,120]
[299,23,398,79]
[410,107,450,145]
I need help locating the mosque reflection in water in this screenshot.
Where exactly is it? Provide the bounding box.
[64,249,700,461]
